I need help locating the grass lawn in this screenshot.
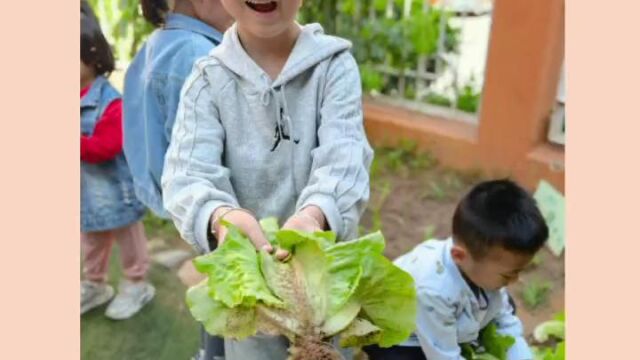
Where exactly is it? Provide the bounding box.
[81,247,200,360]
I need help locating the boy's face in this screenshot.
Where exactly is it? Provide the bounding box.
[451,242,534,291]
[221,0,302,39]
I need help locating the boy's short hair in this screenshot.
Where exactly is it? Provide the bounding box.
[81,0,115,77]
[452,179,549,259]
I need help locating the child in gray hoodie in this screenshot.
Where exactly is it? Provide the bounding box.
[161,1,373,359]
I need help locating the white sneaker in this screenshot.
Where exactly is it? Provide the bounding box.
[191,349,224,360]
[105,279,155,320]
[190,349,205,360]
[81,280,114,315]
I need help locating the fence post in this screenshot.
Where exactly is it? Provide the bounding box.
[477,0,564,172]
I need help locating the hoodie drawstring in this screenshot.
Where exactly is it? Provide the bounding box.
[262,78,299,151]
[280,82,299,144]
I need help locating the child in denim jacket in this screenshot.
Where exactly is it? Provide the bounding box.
[123,1,233,358]
[80,0,153,320]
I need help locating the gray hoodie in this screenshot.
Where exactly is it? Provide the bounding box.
[162,23,373,253]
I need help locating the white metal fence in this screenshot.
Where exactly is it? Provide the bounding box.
[348,0,494,120]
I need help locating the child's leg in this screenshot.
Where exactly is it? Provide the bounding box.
[81,230,117,314]
[81,230,116,282]
[202,330,225,359]
[112,221,149,281]
[104,221,154,320]
[363,344,427,360]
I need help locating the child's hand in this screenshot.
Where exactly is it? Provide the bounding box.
[282,206,327,233]
[212,207,290,261]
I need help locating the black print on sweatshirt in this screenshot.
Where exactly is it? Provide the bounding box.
[270,107,300,151]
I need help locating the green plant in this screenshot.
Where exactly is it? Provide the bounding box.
[531,313,565,360]
[425,77,482,113]
[532,342,565,360]
[383,145,412,171]
[143,211,180,240]
[426,92,453,107]
[187,221,417,359]
[456,78,481,114]
[528,254,544,269]
[423,180,449,201]
[461,323,516,360]
[374,140,435,175]
[371,180,392,232]
[533,313,565,343]
[410,149,438,170]
[423,225,436,241]
[369,155,383,184]
[360,63,385,94]
[357,225,366,237]
[299,1,462,97]
[442,171,465,191]
[521,280,553,310]
[88,0,154,63]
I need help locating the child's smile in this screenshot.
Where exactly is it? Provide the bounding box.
[223,0,301,40]
[245,0,278,14]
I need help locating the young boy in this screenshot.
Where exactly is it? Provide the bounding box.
[365,179,548,360]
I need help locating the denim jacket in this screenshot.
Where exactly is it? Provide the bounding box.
[81,76,146,232]
[123,13,223,218]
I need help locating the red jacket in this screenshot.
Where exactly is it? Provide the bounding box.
[80,84,123,163]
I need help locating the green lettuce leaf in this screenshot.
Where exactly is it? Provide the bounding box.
[186,280,257,339]
[479,323,516,360]
[193,224,283,308]
[533,320,565,343]
[346,233,417,347]
[186,223,417,356]
[339,317,382,348]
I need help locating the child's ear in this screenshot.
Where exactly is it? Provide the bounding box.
[450,245,467,264]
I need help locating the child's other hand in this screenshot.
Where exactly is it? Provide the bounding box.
[282,206,327,233]
[212,207,290,261]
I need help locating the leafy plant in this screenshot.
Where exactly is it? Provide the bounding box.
[299,0,462,98]
[461,323,516,360]
[480,323,516,359]
[521,280,553,310]
[375,140,435,174]
[143,211,180,240]
[425,180,448,201]
[426,92,453,107]
[410,149,438,170]
[442,171,465,192]
[532,342,565,360]
[533,313,565,344]
[360,63,385,94]
[186,220,417,360]
[528,254,544,269]
[425,77,482,114]
[87,0,154,63]
[456,79,482,114]
[531,313,565,360]
[423,224,436,241]
[371,181,392,232]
